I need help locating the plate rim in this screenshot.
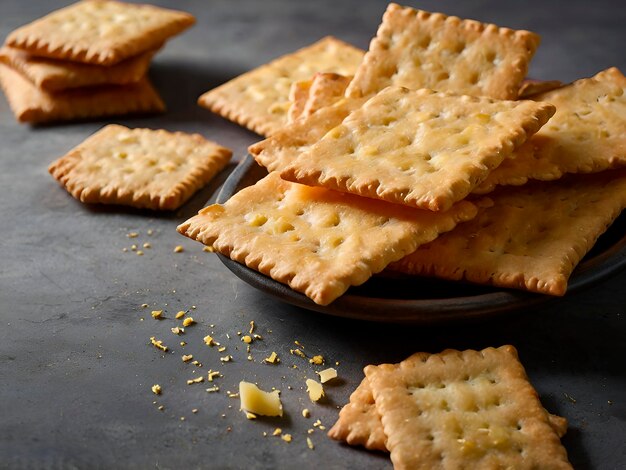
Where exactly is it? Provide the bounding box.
[214,155,626,324]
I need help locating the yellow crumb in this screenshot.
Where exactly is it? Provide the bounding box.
[143,242,151,249]
[246,412,257,420]
[171,327,184,335]
[249,321,255,334]
[220,355,232,362]
[218,346,226,353]
[174,245,184,253]
[203,335,215,346]
[294,340,305,349]
[147,229,154,236]
[206,386,219,393]
[306,380,324,402]
[182,354,193,362]
[291,349,306,358]
[203,246,215,252]
[192,409,198,414]
[130,244,137,251]
[180,341,186,346]
[307,437,314,450]
[151,384,161,395]
[302,409,310,418]
[227,391,239,398]
[187,376,204,385]
[242,335,252,344]
[192,360,202,367]
[127,232,138,238]
[281,434,292,443]
[272,428,282,436]
[265,352,280,364]
[151,310,163,319]
[182,317,195,327]
[136,250,144,256]
[140,303,148,308]
[309,355,324,365]
[149,337,168,352]
[175,311,186,319]
[207,370,221,382]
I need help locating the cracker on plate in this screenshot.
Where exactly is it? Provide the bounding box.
[5,0,194,66]
[0,63,164,124]
[0,45,158,91]
[197,36,364,137]
[271,86,555,211]
[177,172,478,306]
[328,376,568,453]
[390,170,626,296]
[364,346,572,469]
[48,124,231,210]
[346,3,540,100]
[476,67,626,193]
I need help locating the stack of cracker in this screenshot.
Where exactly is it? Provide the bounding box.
[0,0,195,124]
[181,3,626,307]
[329,346,573,469]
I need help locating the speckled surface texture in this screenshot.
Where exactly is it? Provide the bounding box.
[0,1,625,469]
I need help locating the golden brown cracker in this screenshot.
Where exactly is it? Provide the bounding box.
[0,63,164,124]
[198,37,364,136]
[301,72,353,119]
[518,78,563,99]
[391,170,626,296]
[287,78,313,124]
[365,346,572,470]
[177,172,478,306]
[48,124,231,210]
[0,45,158,91]
[346,3,540,100]
[274,86,555,211]
[477,67,626,193]
[5,0,194,65]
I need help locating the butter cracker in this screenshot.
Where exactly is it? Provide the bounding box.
[346,3,540,100]
[273,86,555,211]
[48,124,231,210]
[0,45,158,91]
[5,0,194,66]
[198,37,364,136]
[0,63,164,124]
[177,172,477,306]
[477,67,626,193]
[391,170,626,296]
[365,346,572,469]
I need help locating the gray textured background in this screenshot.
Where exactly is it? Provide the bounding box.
[1,1,625,469]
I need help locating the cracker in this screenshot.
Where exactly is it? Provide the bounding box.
[48,124,231,210]
[390,170,626,296]
[273,86,555,212]
[287,78,313,124]
[477,67,626,193]
[518,78,563,99]
[328,377,567,452]
[0,45,158,91]
[197,37,364,136]
[346,3,540,100]
[5,0,194,66]
[364,346,572,469]
[287,73,352,123]
[177,172,478,306]
[0,63,164,124]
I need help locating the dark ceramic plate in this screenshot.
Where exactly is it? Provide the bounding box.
[215,155,626,324]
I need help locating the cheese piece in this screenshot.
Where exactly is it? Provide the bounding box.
[239,381,283,417]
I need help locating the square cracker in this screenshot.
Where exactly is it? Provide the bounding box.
[0,63,164,124]
[197,36,364,137]
[364,346,572,470]
[328,377,568,453]
[0,45,158,91]
[346,3,540,100]
[288,72,353,123]
[390,170,626,296]
[270,86,555,212]
[177,172,478,306]
[5,0,194,66]
[476,67,626,193]
[48,124,232,211]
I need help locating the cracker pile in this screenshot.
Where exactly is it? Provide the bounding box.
[183,2,626,303]
[329,346,573,469]
[0,0,195,123]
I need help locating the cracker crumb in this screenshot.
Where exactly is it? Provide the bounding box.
[180,341,186,346]
[242,335,252,344]
[141,303,148,308]
[246,412,257,420]
[203,246,214,252]
[147,229,154,236]
[309,355,324,365]
[307,429,314,434]
[253,334,263,340]
[171,327,184,335]
[227,391,239,398]
[192,360,202,367]
[264,352,280,364]
[182,354,193,362]
[151,310,163,319]
[182,317,195,327]
[150,337,168,352]
[174,245,184,253]
[564,392,577,404]
[220,355,233,362]
[272,428,282,436]
[313,419,325,430]
[218,346,227,352]
[249,321,255,334]
[307,437,314,450]
[131,244,137,251]
[207,370,221,382]
[317,368,337,383]
[127,232,138,238]
[302,408,310,418]
[192,409,198,414]
[204,335,216,346]
[175,310,186,319]
[291,348,306,358]
[281,434,292,443]
[143,242,151,249]
[306,379,324,402]
[187,376,204,385]
[122,248,128,252]
[158,405,164,411]
[294,340,305,349]
[206,386,220,393]
[136,250,144,256]
[151,384,162,395]
[247,355,253,361]
[180,417,185,421]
